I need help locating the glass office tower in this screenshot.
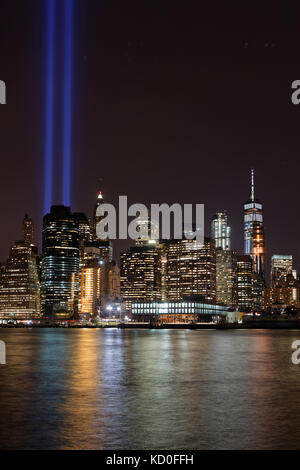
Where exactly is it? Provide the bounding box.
[244,170,265,276]
[211,211,231,250]
[41,206,80,318]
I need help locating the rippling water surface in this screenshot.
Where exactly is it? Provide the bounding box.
[0,328,300,449]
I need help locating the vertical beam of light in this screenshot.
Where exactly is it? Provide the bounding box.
[43,0,56,215]
[62,0,73,207]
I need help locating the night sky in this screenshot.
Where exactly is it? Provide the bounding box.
[1,2,300,277]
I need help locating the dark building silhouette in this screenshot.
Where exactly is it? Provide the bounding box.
[22,213,34,245]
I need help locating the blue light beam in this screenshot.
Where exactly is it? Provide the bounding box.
[43,0,56,214]
[62,0,73,207]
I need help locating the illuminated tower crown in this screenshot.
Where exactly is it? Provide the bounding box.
[93,190,104,239]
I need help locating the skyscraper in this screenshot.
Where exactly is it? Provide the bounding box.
[271,255,293,288]
[244,169,265,276]
[162,237,216,303]
[80,245,102,316]
[92,190,113,264]
[237,255,253,312]
[216,248,238,307]
[264,255,299,311]
[120,244,161,313]
[0,241,40,319]
[93,190,105,239]
[252,221,265,277]
[243,170,265,311]
[211,211,231,250]
[41,206,80,318]
[22,214,34,245]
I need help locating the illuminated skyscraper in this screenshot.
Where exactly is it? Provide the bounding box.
[264,274,300,311]
[211,211,231,250]
[216,248,238,307]
[252,221,265,277]
[41,206,80,318]
[244,169,265,276]
[120,244,161,313]
[237,255,253,312]
[0,241,40,319]
[264,255,298,311]
[80,246,102,316]
[162,237,216,303]
[271,255,293,288]
[243,170,265,311]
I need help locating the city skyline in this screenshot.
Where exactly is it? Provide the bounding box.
[0,167,299,320]
[1,3,300,272]
[0,169,297,286]
[1,3,300,453]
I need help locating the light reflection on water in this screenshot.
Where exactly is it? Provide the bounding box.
[0,328,300,449]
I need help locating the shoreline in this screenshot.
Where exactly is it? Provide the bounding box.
[1,322,300,330]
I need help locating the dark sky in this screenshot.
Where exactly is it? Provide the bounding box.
[1,2,300,277]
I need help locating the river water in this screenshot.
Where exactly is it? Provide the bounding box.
[0,328,300,450]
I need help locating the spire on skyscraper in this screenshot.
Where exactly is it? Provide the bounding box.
[250,168,255,202]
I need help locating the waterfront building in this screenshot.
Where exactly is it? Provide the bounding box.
[216,248,238,307]
[79,243,118,316]
[120,244,161,313]
[237,255,253,312]
[131,298,239,324]
[264,274,300,311]
[211,211,231,250]
[0,240,40,318]
[271,255,293,288]
[162,237,216,303]
[41,206,80,318]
